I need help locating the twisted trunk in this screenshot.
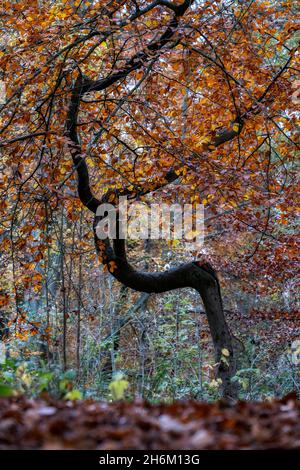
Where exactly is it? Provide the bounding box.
[96,234,238,397]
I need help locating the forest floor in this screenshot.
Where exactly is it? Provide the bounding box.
[0,393,299,449]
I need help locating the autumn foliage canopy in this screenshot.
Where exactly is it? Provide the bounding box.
[0,0,299,311]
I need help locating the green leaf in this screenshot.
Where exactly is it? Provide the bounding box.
[63,369,76,381]
[222,348,230,357]
[64,389,82,400]
[109,373,129,401]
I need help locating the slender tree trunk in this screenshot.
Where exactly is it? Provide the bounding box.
[60,208,67,370]
[76,209,83,376]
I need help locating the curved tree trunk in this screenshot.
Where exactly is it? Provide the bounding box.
[65,75,241,398]
[95,234,238,398]
[64,1,243,399]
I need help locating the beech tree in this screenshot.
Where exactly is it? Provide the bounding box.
[0,0,299,398]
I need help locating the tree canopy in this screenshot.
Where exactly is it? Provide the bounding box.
[0,0,299,400]
[0,0,299,289]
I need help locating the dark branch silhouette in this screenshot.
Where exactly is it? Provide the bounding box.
[65,1,241,398]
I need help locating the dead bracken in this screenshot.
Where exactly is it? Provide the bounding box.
[0,393,299,450]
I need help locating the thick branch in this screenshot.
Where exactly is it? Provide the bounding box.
[78,1,195,95]
[93,230,237,398]
[65,74,101,213]
[65,1,196,212]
